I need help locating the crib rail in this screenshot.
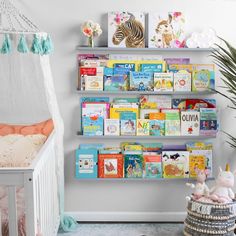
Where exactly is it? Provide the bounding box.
[0,132,60,236]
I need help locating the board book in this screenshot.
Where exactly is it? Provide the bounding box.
[76,149,98,179]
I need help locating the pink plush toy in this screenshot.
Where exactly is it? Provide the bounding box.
[186,168,210,201]
[209,164,235,203]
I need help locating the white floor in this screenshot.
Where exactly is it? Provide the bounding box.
[58,223,184,236]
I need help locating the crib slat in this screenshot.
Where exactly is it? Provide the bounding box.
[8,186,18,236]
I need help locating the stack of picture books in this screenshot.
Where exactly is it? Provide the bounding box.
[75,141,213,179]
[81,96,218,137]
[78,54,215,92]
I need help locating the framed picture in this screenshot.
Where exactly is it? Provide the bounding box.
[108,11,145,48]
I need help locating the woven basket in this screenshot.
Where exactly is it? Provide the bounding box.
[184,199,236,236]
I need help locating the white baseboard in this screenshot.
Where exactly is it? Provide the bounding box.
[66,211,186,222]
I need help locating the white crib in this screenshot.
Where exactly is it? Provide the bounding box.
[0,132,60,236]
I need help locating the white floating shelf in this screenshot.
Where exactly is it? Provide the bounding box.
[77,90,216,96]
[77,46,216,53]
[77,134,216,140]
[76,177,215,182]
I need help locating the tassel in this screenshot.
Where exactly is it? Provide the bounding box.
[1,34,11,54]
[17,35,29,53]
[42,34,53,55]
[31,34,43,54]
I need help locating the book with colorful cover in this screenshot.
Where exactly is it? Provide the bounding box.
[130,72,153,91]
[82,102,110,119]
[114,63,136,73]
[168,64,193,73]
[140,109,159,119]
[149,120,165,136]
[104,75,128,91]
[200,108,217,136]
[99,147,122,154]
[85,76,103,91]
[81,97,109,103]
[149,112,166,120]
[137,119,150,136]
[172,99,186,110]
[104,119,120,136]
[110,107,139,119]
[162,151,190,178]
[192,64,215,91]
[124,144,143,153]
[144,154,162,178]
[79,143,104,150]
[180,111,200,136]
[164,58,190,65]
[173,70,191,91]
[154,72,174,91]
[75,148,98,179]
[189,153,206,178]
[113,98,139,104]
[140,95,172,109]
[82,116,103,136]
[165,111,181,136]
[186,141,213,151]
[186,99,216,111]
[140,63,164,73]
[124,154,144,178]
[142,143,162,153]
[120,112,137,136]
[98,154,124,178]
[190,149,213,178]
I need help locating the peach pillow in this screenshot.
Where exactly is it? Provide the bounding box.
[0,119,54,137]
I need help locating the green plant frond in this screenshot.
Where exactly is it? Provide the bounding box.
[214,89,236,104]
[221,77,236,92]
[213,57,236,77]
[214,43,236,64]
[218,37,236,61]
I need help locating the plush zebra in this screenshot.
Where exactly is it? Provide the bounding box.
[112,13,145,48]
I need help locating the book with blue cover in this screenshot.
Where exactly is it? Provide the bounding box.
[81,97,109,103]
[124,154,144,178]
[82,116,103,136]
[120,112,136,136]
[200,108,218,136]
[104,75,128,91]
[140,63,163,73]
[114,63,135,73]
[149,120,165,136]
[75,148,98,179]
[129,72,153,91]
[79,144,104,150]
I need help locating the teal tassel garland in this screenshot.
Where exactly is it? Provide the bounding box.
[42,34,53,55]
[1,34,11,54]
[17,35,29,53]
[31,34,43,54]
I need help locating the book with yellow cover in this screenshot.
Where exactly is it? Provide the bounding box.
[110,107,139,119]
[189,154,205,178]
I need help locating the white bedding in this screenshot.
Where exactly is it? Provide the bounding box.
[0,134,47,167]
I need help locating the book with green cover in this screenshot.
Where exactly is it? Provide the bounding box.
[165,111,180,136]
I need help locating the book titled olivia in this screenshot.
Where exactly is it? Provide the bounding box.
[181,111,200,136]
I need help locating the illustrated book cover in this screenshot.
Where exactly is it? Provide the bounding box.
[162,151,189,178]
[108,12,145,48]
[164,111,181,136]
[129,72,153,91]
[154,72,174,92]
[180,111,200,136]
[98,154,124,178]
[144,154,162,178]
[137,119,150,136]
[173,70,191,91]
[104,119,120,136]
[75,148,98,179]
[124,154,144,178]
[82,116,103,136]
[200,108,217,136]
[120,112,137,136]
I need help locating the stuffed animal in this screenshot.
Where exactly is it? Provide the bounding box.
[209,164,235,203]
[186,168,210,201]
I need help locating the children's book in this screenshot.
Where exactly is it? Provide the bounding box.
[164,58,190,65]
[173,70,191,91]
[137,119,150,136]
[104,75,128,91]
[99,147,122,154]
[148,12,185,48]
[168,64,193,73]
[108,12,145,48]
[149,112,166,120]
[75,149,98,179]
[120,112,137,136]
[140,109,159,119]
[82,102,110,119]
[172,99,186,110]
[180,111,200,136]
[124,154,144,178]
[149,120,165,136]
[85,76,103,91]
[142,143,162,153]
[162,151,189,178]
[154,72,173,91]
[110,107,139,119]
[189,153,206,178]
[140,63,164,73]
[140,95,172,109]
[165,111,181,136]
[81,97,109,103]
[192,64,215,91]
[82,116,103,136]
[104,67,113,91]
[124,144,143,153]
[98,154,124,178]
[186,142,213,151]
[186,99,216,111]
[144,154,162,178]
[114,63,136,73]
[104,119,120,136]
[113,98,139,104]
[130,72,153,91]
[200,108,218,136]
[190,149,213,178]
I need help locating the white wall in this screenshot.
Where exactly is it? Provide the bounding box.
[19,0,236,221]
